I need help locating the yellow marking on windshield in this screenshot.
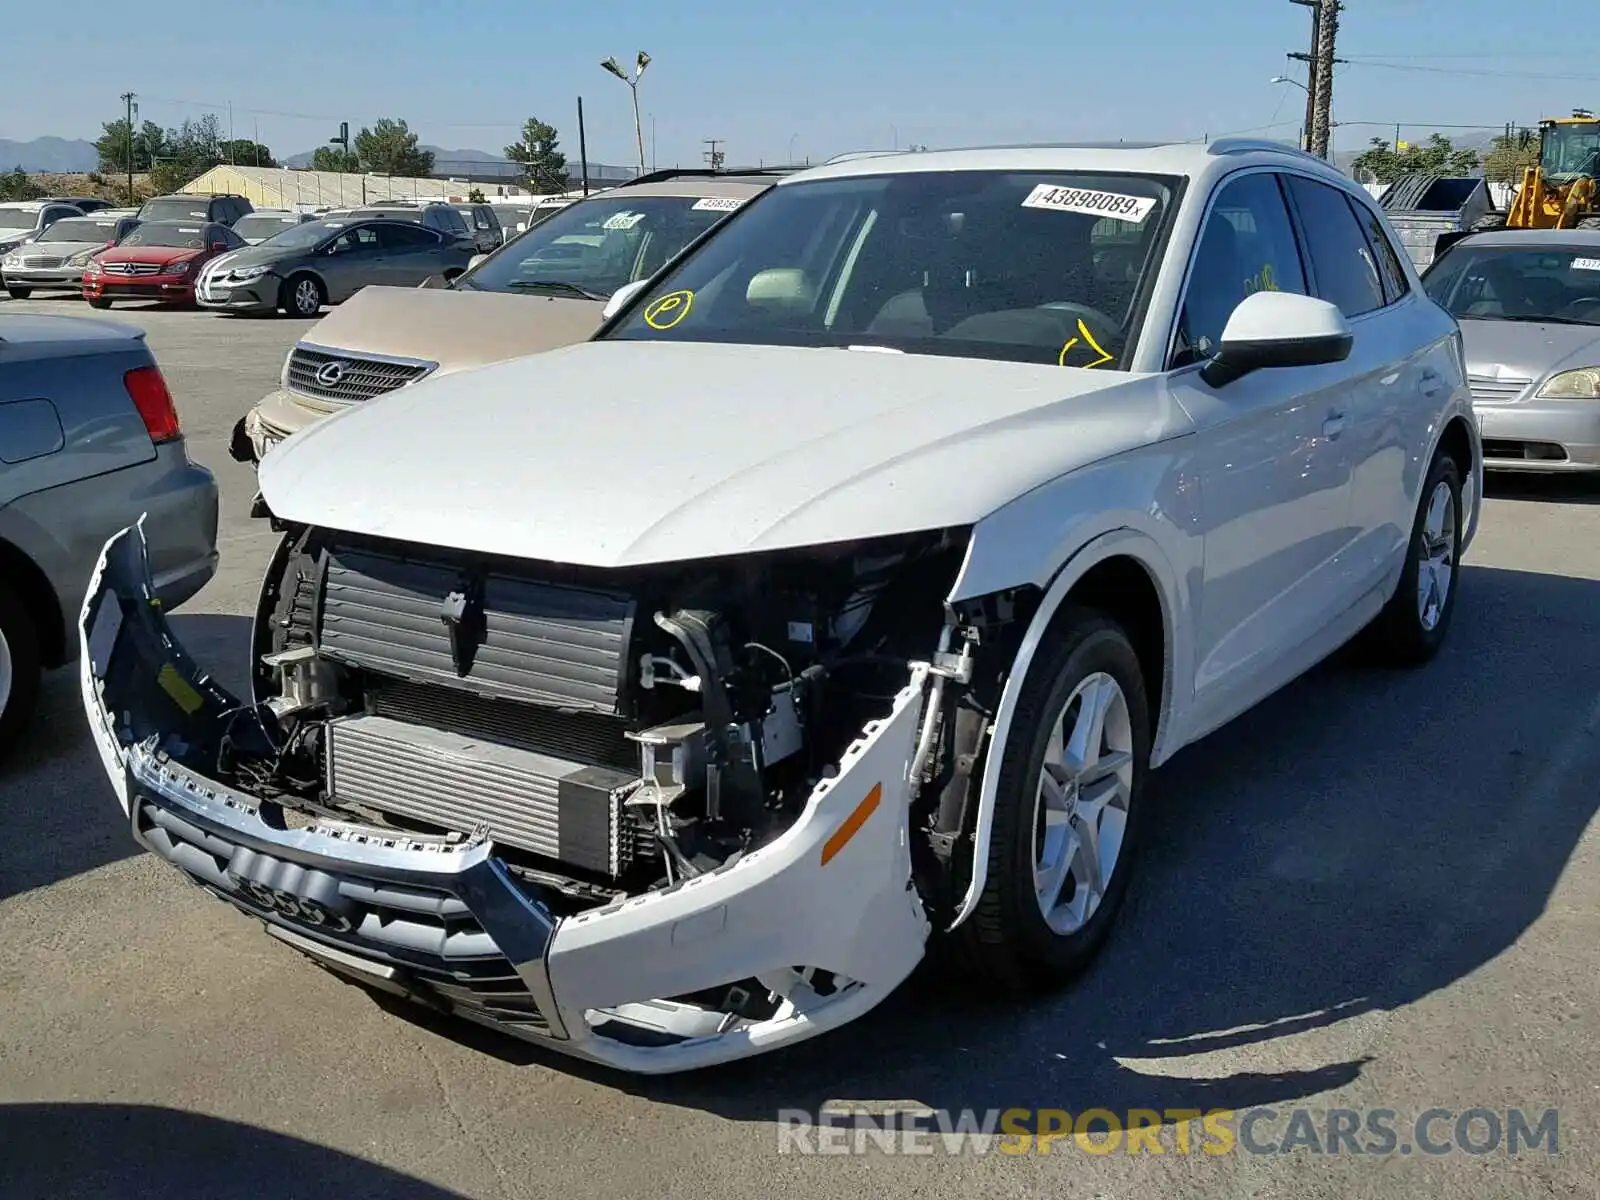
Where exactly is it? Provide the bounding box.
[643,289,694,330]
[1059,319,1114,369]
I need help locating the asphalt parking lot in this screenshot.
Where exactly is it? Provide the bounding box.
[2,295,1597,1199]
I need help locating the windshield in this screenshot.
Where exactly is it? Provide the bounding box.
[1424,242,1600,324]
[234,214,302,240]
[257,219,348,250]
[39,218,115,242]
[0,209,39,230]
[607,170,1176,369]
[139,198,212,222]
[1540,122,1600,178]
[119,222,210,249]
[458,194,755,298]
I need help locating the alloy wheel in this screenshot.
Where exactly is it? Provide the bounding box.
[1030,671,1135,936]
[294,280,319,315]
[1417,479,1456,632]
[0,625,12,717]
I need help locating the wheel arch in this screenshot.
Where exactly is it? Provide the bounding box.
[945,526,1184,932]
[0,535,65,669]
[1431,411,1482,552]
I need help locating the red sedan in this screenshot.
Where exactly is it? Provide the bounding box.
[83,220,246,308]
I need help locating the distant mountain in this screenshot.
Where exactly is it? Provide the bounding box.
[0,136,98,173]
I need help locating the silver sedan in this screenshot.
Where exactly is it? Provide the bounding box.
[1423,228,1600,472]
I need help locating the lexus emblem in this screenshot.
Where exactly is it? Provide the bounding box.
[314,360,349,388]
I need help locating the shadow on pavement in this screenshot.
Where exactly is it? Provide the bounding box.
[0,1104,465,1200]
[404,564,1600,1124]
[0,613,251,903]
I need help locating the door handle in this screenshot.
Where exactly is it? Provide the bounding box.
[1420,368,1448,398]
[1323,410,1346,440]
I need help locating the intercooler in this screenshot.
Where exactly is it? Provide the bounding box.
[326,714,645,877]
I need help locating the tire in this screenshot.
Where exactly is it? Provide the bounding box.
[280,273,324,317]
[1579,217,1600,231]
[0,581,42,767]
[6,285,32,300]
[1366,452,1463,667]
[87,297,111,310]
[950,605,1153,993]
[1471,213,1507,232]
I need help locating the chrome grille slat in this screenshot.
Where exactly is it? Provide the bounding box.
[1467,373,1532,404]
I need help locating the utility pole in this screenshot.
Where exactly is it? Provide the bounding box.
[577,96,590,195]
[703,138,725,171]
[1309,0,1341,159]
[120,92,136,205]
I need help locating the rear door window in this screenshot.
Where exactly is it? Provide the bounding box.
[1283,175,1387,318]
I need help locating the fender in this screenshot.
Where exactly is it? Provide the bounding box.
[946,526,1186,931]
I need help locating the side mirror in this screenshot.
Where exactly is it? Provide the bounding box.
[467,253,488,271]
[1201,291,1353,388]
[210,242,227,252]
[601,278,650,321]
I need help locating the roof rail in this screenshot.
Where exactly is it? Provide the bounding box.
[1206,137,1324,160]
[621,165,804,187]
[823,150,907,164]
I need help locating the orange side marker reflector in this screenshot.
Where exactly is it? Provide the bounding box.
[820,783,883,866]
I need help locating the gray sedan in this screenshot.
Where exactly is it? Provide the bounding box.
[0,313,218,763]
[195,217,475,317]
[1424,229,1600,472]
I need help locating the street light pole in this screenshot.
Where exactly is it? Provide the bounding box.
[601,52,651,176]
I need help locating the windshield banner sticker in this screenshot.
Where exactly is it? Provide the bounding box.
[692,197,745,212]
[603,212,647,230]
[1021,184,1156,224]
[1573,257,1600,271]
[643,289,695,330]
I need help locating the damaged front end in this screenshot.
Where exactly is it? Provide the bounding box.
[80,519,995,1072]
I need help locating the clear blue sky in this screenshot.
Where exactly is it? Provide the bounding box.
[5,0,1599,168]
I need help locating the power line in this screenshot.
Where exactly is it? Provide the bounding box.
[1344,59,1600,82]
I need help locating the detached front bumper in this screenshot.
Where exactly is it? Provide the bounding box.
[80,524,930,1074]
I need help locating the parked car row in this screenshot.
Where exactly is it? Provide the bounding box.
[63,141,1504,1078]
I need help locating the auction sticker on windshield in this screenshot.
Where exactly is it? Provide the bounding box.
[692,197,745,212]
[1021,184,1155,223]
[1573,257,1600,271]
[603,212,647,231]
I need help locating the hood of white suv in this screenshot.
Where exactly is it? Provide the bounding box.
[258,340,1188,566]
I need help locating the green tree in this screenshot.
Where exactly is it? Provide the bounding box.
[467,185,487,203]
[1481,128,1539,185]
[310,146,360,173]
[1351,133,1481,184]
[0,166,45,201]
[96,118,167,174]
[146,114,225,193]
[504,117,567,193]
[219,139,275,167]
[354,117,434,177]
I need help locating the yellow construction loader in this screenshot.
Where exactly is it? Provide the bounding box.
[1496,110,1600,230]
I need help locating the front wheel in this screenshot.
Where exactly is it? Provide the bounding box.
[87,296,111,310]
[1366,452,1463,666]
[280,274,324,317]
[951,606,1152,993]
[6,285,32,300]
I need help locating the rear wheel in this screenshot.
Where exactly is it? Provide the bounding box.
[6,285,32,300]
[280,273,323,317]
[951,606,1152,992]
[0,581,42,766]
[1366,452,1463,666]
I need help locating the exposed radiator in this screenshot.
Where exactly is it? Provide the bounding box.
[318,546,636,715]
[326,715,645,876]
